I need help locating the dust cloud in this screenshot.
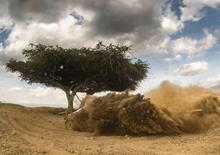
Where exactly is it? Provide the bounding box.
[145,81,220,133]
[66,81,220,135]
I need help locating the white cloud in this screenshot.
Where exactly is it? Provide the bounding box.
[1,15,95,62]
[0,17,13,29]
[0,86,85,107]
[140,1,219,55]
[0,86,65,106]
[161,5,184,34]
[0,1,13,28]
[164,29,217,55]
[164,54,182,62]
[206,74,220,87]
[147,29,217,56]
[175,61,208,76]
[181,0,220,22]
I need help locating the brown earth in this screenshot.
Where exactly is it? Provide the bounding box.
[0,103,220,155]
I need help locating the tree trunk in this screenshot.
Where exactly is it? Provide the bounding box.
[65,91,75,114]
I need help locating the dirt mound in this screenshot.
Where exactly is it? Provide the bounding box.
[66,93,182,135]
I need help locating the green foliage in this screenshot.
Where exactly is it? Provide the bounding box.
[6,42,148,94]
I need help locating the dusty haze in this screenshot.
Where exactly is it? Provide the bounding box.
[145,81,220,132]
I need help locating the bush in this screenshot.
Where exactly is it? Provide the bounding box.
[66,93,182,135]
[66,93,220,135]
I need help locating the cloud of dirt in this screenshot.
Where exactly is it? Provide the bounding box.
[65,81,220,135]
[145,81,220,133]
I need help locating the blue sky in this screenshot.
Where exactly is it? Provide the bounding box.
[0,0,220,107]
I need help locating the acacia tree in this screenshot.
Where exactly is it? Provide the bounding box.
[6,42,148,113]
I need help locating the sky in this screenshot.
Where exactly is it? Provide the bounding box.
[0,0,220,107]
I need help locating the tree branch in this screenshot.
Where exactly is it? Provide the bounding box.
[76,94,82,103]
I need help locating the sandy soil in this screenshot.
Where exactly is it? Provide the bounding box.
[0,103,220,155]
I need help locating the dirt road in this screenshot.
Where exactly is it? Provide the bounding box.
[0,103,220,155]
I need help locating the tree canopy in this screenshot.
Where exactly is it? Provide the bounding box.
[6,42,149,113]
